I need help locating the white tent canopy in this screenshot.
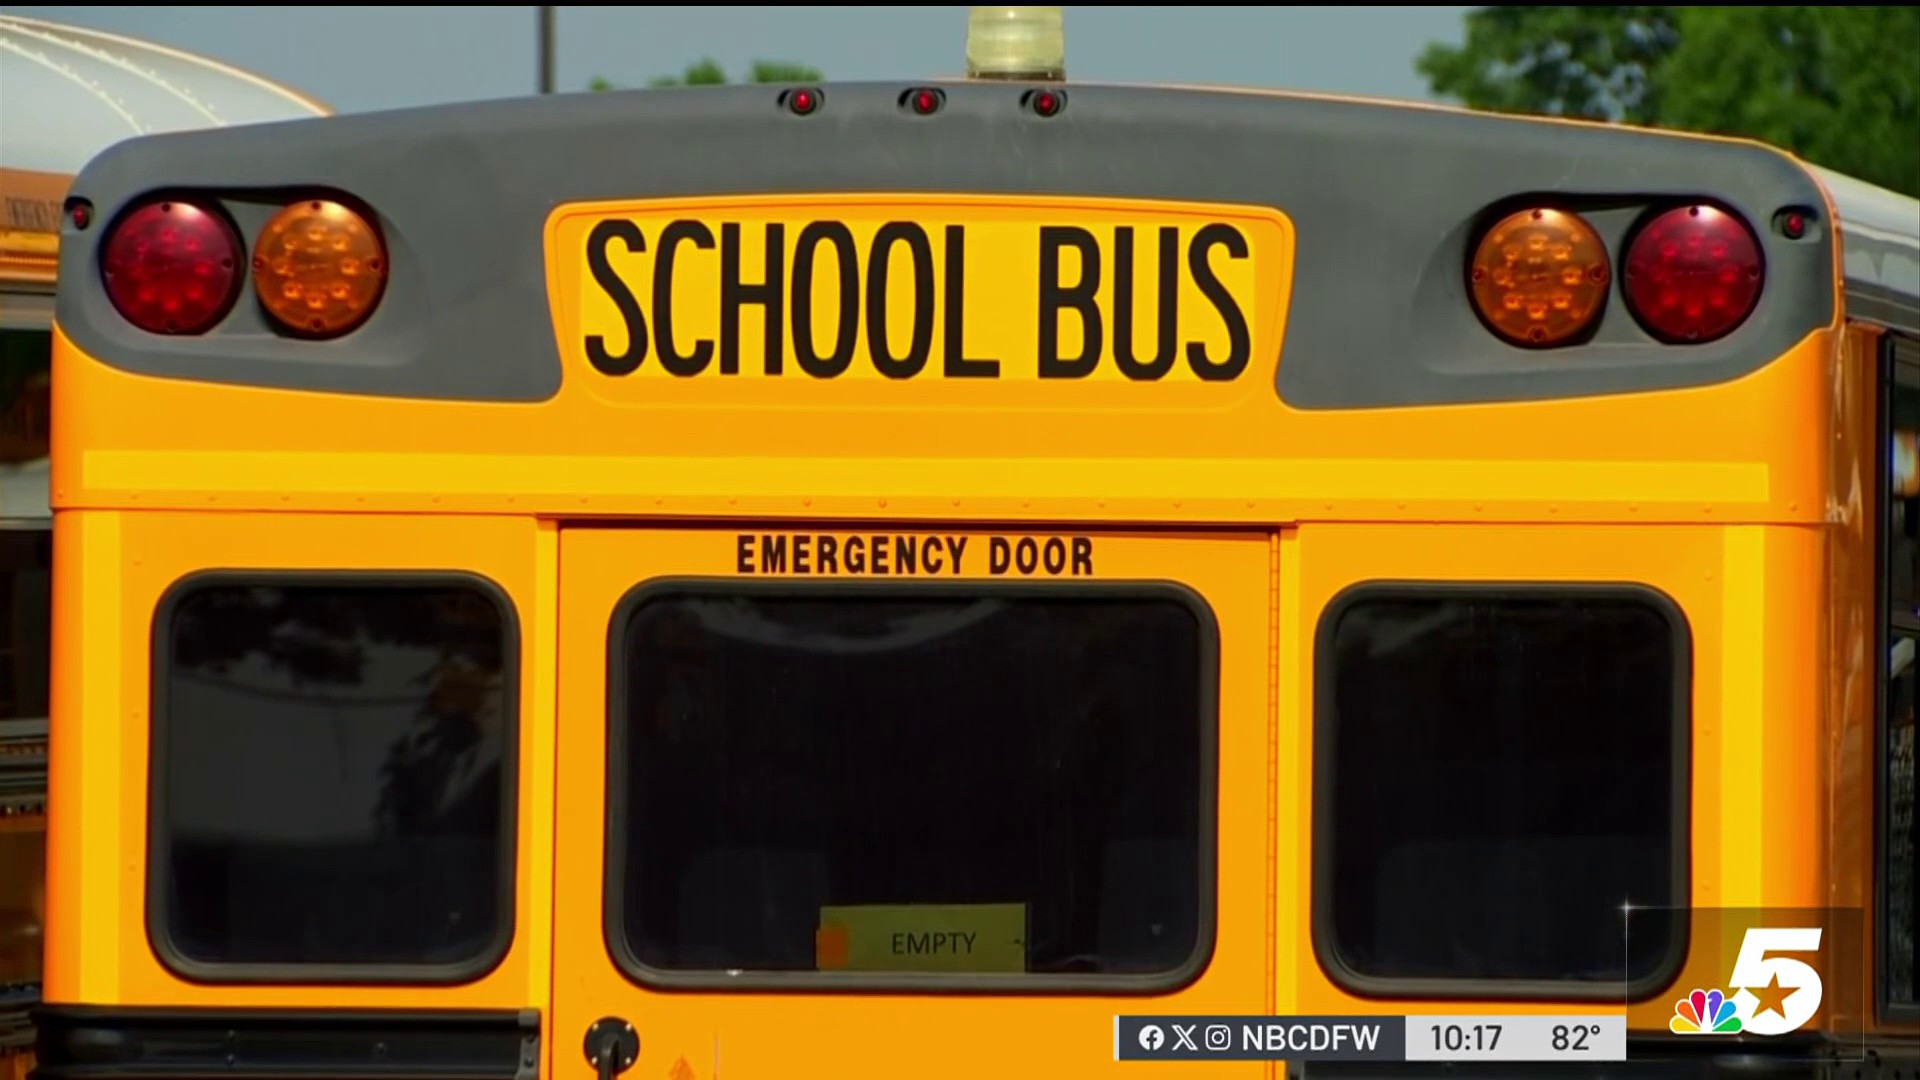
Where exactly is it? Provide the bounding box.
[0,13,330,176]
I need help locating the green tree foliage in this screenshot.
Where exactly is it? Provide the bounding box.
[1418,6,1678,125]
[590,58,822,92]
[747,61,823,85]
[1419,6,1920,197]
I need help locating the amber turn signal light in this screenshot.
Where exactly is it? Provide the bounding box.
[1468,207,1611,347]
[252,198,388,337]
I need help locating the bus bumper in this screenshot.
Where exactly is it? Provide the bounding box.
[28,1005,539,1079]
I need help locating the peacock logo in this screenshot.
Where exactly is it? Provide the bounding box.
[1670,988,1743,1035]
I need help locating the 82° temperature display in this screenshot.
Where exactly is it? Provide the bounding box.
[1405,1015,1626,1062]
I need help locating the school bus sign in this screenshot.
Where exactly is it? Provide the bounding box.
[545,193,1295,399]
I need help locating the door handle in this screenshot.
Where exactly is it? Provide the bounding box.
[584,1016,640,1080]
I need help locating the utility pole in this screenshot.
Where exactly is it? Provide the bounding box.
[537,6,555,94]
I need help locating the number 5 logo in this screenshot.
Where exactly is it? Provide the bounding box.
[1727,927,1824,1036]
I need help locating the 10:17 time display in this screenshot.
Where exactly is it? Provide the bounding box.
[1431,1023,1502,1054]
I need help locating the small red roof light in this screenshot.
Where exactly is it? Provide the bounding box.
[786,88,820,116]
[1028,88,1064,117]
[100,198,243,335]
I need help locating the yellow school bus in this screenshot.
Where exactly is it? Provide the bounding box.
[26,9,1920,1079]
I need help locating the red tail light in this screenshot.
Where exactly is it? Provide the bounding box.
[99,198,243,335]
[1622,205,1764,344]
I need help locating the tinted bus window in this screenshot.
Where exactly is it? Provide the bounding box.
[608,584,1214,984]
[151,577,516,975]
[1317,587,1688,990]
[1892,378,1920,619]
[1890,355,1920,1007]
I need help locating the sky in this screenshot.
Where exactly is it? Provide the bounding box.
[0,5,1473,114]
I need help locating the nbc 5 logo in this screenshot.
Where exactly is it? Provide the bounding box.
[1672,927,1823,1037]
[1729,927,1824,1035]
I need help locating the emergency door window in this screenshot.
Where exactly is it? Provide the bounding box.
[150,575,517,977]
[607,582,1215,987]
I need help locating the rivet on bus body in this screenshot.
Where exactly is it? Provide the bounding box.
[878,498,889,507]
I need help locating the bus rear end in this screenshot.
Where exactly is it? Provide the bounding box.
[34,16,1892,1080]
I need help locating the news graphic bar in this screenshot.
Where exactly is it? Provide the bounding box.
[1114,1015,1628,1062]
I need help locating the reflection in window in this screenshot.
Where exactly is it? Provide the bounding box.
[611,588,1210,980]
[1320,590,1686,987]
[0,825,40,990]
[0,531,49,728]
[154,579,515,970]
[0,328,52,724]
[0,328,49,1018]
[1891,381,1920,618]
[1891,635,1917,1004]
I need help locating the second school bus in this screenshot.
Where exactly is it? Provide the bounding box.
[24,22,1920,1080]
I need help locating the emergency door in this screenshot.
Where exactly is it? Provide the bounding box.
[551,525,1273,1080]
